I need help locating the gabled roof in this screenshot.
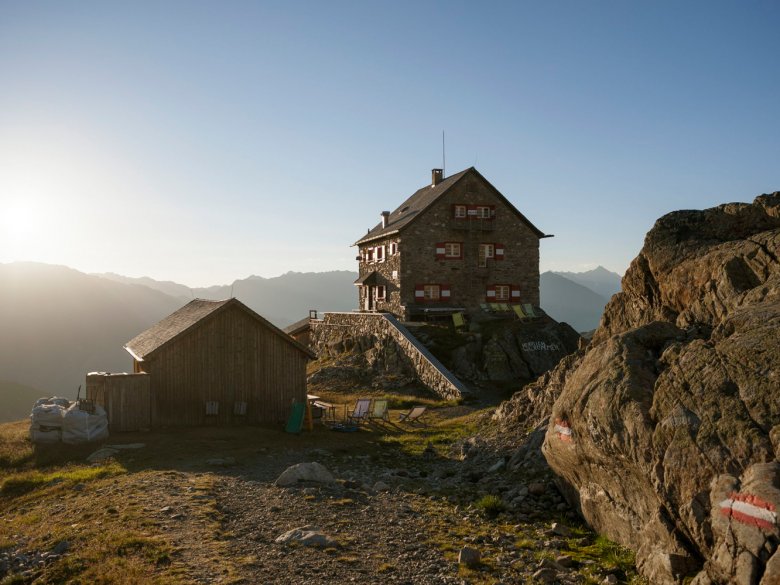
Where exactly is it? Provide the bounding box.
[283,317,311,336]
[125,298,316,361]
[354,167,548,246]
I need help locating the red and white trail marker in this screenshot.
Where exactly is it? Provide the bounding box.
[719,492,777,531]
[554,419,573,443]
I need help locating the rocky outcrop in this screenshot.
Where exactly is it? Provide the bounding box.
[495,193,780,584]
[310,311,580,400]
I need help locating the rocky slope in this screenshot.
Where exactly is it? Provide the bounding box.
[494,192,780,584]
[309,311,580,395]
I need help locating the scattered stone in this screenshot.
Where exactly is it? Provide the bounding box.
[550,522,572,537]
[555,554,575,568]
[531,567,558,582]
[528,482,546,496]
[51,541,70,555]
[86,447,119,463]
[487,460,505,473]
[602,575,618,585]
[275,462,336,487]
[457,546,481,567]
[373,481,390,492]
[274,526,338,548]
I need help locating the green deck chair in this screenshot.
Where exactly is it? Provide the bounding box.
[523,303,538,318]
[512,304,527,320]
[369,399,389,422]
[285,401,306,433]
[452,312,466,330]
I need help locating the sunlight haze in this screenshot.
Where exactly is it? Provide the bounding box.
[1,1,778,287]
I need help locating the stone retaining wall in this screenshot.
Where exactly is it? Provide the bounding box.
[311,312,469,401]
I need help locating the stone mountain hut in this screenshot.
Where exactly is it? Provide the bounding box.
[354,167,551,320]
[122,298,315,427]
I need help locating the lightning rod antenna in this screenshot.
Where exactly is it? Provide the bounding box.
[442,130,446,176]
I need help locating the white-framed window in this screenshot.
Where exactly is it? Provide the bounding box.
[495,285,510,301]
[454,205,467,218]
[376,285,386,300]
[365,248,374,262]
[424,285,440,301]
[390,242,398,255]
[479,243,495,258]
[444,242,461,258]
[476,206,491,219]
[376,245,385,262]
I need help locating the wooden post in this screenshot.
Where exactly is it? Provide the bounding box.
[304,398,313,431]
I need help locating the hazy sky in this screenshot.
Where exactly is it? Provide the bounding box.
[1,1,778,287]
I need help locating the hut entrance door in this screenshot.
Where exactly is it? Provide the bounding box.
[364,286,375,311]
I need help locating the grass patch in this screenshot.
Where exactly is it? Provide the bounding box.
[379,410,486,457]
[0,462,125,497]
[474,494,505,518]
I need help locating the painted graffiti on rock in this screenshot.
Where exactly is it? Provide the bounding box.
[554,418,573,443]
[719,492,777,531]
[522,341,560,352]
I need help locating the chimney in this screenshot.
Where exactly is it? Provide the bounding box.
[431,168,443,187]
[381,211,390,228]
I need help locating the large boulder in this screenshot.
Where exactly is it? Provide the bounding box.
[498,192,780,584]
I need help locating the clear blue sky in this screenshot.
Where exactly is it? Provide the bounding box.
[1,1,778,286]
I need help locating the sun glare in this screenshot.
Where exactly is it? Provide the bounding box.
[1,202,38,237]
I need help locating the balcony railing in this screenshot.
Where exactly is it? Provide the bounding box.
[450,218,495,231]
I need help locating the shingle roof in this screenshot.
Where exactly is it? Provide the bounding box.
[353,167,547,246]
[125,298,315,360]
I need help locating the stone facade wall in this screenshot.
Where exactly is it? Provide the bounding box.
[310,312,468,401]
[356,236,403,316]
[357,172,541,320]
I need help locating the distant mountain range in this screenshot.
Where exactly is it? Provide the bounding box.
[541,266,623,332]
[0,261,620,421]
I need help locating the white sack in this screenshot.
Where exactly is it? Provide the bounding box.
[29,425,62,444]
[61,403,109,444]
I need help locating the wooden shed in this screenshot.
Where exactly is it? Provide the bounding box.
[124,298,316,427]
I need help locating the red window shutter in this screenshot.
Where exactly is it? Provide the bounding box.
[415,284,425,303]
[467,204,477,218]
[435,242,445,260]
[495,243,505,260]
[441,284,451,301]
[486,285,497,301]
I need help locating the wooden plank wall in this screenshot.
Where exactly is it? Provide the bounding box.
[86,373,151,432]
[142,305,308,426]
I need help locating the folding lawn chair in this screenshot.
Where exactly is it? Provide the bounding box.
[368,399,389,422]
[452,312,466,330]
[512,304,528,320]
[398,406,428,425]
[347,398,372,426]
[522,303,538,318]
